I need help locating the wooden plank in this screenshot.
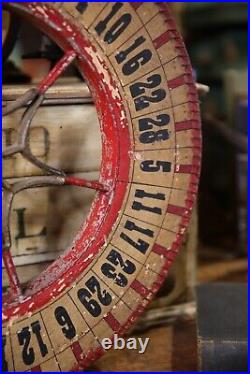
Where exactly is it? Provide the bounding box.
[2,83,91,101]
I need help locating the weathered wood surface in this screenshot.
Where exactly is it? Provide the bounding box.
[2,82,92,104]
[3,102,101,179]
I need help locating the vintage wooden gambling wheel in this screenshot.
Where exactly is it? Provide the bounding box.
[2,3,201,372]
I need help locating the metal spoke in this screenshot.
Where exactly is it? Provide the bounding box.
[65,176,108,192]
[2,88,38,116]
[3,93,45,157]
[2,49,76,116]
[38,49,76,94]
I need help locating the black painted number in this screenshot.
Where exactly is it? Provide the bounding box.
[115,36,152,76]
[17,321,48,366]
[75,2,88,14]
[54,306,76,340]
[132,188,166,215]
[138,114,170,144]
[130,74,166,111]
[140,160,171,172]
[78,276,112,318]
[95,3,132,44]
[101,249,136,287]
[120,220,154,255]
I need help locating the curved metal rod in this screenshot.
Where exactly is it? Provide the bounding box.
[2,87,38,116]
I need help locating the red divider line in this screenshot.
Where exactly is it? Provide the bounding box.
[153,30,174,49]
[175,120,200,131]
[168,74,186,89]
[31,365,41,372]
[152,243,168,258]
[104,312,121,332]
[175,164,194,174]
[71,341,85,363]
[130,279,150,297]
[166,204,187,216]
[64,175,107,192]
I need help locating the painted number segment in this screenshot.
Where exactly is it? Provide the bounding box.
[120,219,154,255]
[95,3,131,44]
[115,36,152,76]
[78,276,112,318]
[101,248,136,287]
[138,114,170,144]
[54,306,76,340]
[130,74,166,112]
[132,188,165,215]
[17,321,48,366]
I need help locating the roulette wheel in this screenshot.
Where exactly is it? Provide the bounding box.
[2,2,201,371]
